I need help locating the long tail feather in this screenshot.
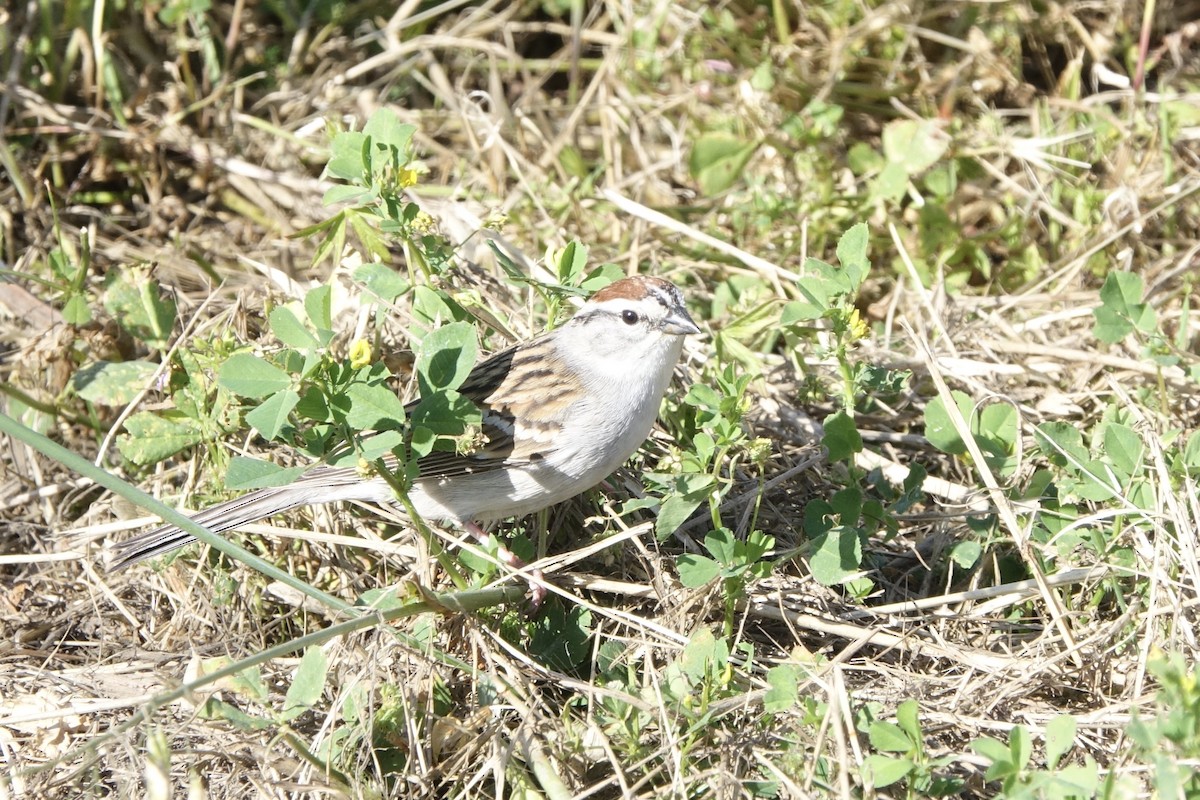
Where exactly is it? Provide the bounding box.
[109,467,388,569]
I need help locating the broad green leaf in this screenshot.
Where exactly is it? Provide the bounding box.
[1044,714,1077,769]
[868,721,913,753]
[895,699,921,742]
[322,184,373,206]
[924,391,973,455]
[354,262,410,302]
[556,240,589,283]
[689,133,758,196]
[62,294,92,325]
[224,456,308,490]
[763,664,799,713]
[245,388,300,440]
[1101,422,1143,476]
[677,628,727,682]
[326,131,367,183]
[863,755,913,788]
[823,410,862,462]
[72,360,160,405]
[835,223,870,287]
[676,554,720,588]
[304,285,333,332]
[808,527,862,586]
[117,411,205,464]
[703,527,736,565]
[655,473,714,540]
[268,306,319,351]
[881,118,950,174]
[1033,422,1089,466]
[416,321,477,392]
[345,381,408,431]
[870,161,909,202]
[218,354,291,399]
[200,699,272,731]
[1093,271,1156,343]
[103,272,177,350]
[363,109,415,155]
[949,540,982,569]
[1008,724,1032,769]
[282,646,329,721]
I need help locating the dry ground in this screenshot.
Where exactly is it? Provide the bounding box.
[3,1,1200,798]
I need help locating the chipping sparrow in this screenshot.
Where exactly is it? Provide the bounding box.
[110,275,700,602]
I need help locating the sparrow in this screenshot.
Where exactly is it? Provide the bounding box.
[110,276,700,602]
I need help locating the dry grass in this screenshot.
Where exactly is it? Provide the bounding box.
[3,0,1200,797]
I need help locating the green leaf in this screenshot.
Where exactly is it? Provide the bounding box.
[416,321,477,393]
[62,294,92,325]
[218,354,291,399]
[556,240,589,283]
[354,262,410,302]
[835,223,870,287]
[1009,724,1032,770]
[1033,422,1089,466]
[924,391,973,455]
[224,456,308,490]
[655,473,714,540]
[677,554,721,587]
[200,698,273,731]
[870,161,909,202]
[72,360,161,405]
[703,526,736,566]
[356,430,406,463]
[1044,714,1076,770]
[1101,422,1143,476]
[1093,272,1156,343]
[245,389,300,440]
[869,721,914,753]
[863,755,914,788]
[268,307,320,351]
[678,628,727,682]
[808,527,862,586]
[282,646,329,721]
[408,388,478,434]
[345,381,408,431]
[326,131,367,183]
[1183,430,1200,473]
[881,118,950,175]
[949,540,982,569]
[823,410,862,462]
[763,665,799,713]
[689,133,758,195]
[895,699,921,742]
[102,272,177,350]
[116,411,206,465]
[322,184,373,206]
[363,108,415,155]
[304,285,333,332]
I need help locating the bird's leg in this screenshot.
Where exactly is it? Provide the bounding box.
[463,521,547,608]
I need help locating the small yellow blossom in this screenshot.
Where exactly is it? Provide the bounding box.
[846,308,869,341]
[397,167,420,189]
[349,339,373,369]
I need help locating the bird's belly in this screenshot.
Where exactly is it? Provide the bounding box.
[407,452,609,523]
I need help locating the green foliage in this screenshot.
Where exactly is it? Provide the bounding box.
[925,391,1019,477]
[971,716,1098,799]
[1128,653,1200,797]
[862,700,961,795]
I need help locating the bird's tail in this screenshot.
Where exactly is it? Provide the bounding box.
[109,466,389,569]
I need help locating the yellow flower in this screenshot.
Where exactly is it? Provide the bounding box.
[349,339,373,370]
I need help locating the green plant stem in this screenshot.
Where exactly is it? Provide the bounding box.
[373,458,470,591]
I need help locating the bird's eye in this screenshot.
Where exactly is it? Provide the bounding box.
[621,310,639,325]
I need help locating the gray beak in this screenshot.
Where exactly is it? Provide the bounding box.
[662,307,701,336]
